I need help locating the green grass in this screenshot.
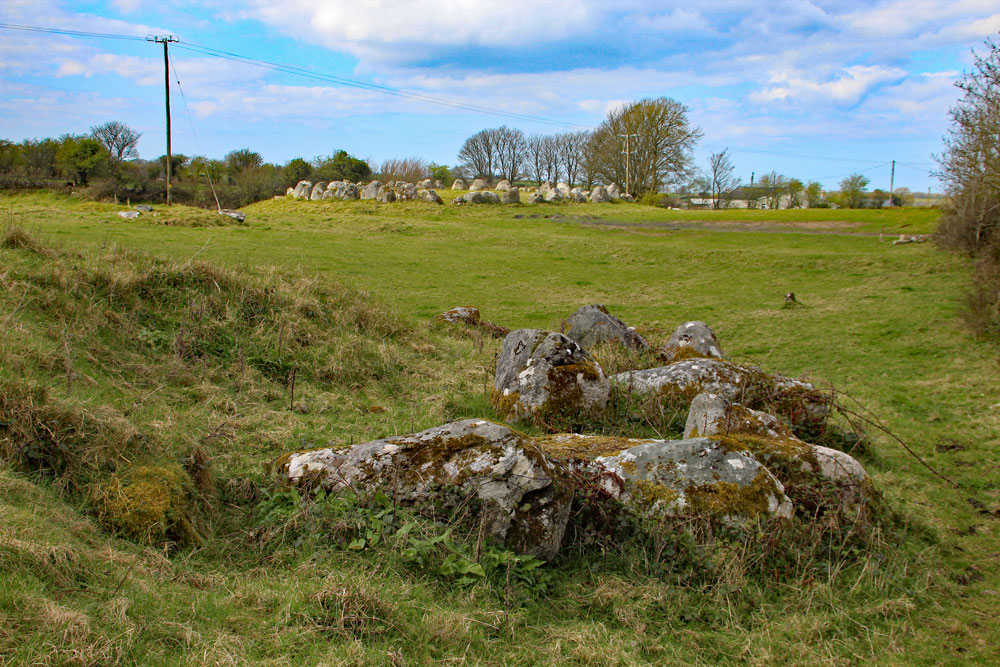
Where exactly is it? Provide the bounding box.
[1,190,998,665]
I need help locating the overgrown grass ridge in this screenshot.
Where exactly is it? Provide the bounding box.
[1,191,998,664]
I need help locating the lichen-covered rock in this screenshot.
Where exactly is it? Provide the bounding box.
[376,187,396,203]
[360,181,383,200]
[464,191,486,204]
[469,178,489,191]
[310,182,327,200]
[437,306,481,326]
[569,191,587,203]
[417,188,443,204]
[451,178,467,190]
[493,329,610,421]
[662,321,724,362]
[277,419,573,560]
[613,359,830,430]
[590,185,610,203]
[555,182,571,196]
[396,183,417,200]
[685,392,794,440]
[292,180,312,199]
[479,191,500,204]
[607,183,621,199]
[528,192,544,204]
[341,183,360,200]
[565,304,649,351]
[536,435,793,521]
[684,394,868,490]
[496,179,511,191]
[416,178,433,188]
[500,187,520,204]
[543,190,563,202]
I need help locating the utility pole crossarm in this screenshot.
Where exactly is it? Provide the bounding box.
[147,35,179,206]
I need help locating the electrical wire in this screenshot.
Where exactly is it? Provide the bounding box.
[0,22,146,41]
[175,41,590,130]
[169,58,222,211]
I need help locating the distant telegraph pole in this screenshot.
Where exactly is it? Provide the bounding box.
[147,34,179,206]
[618,133,638,196]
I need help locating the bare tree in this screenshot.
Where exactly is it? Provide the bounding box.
[707,148,739,209]
[558,131,589,186]
[493,126,526,182]
[378,157,429,183]
[457,129,495,180]
[525,134,547,186]
[90,120,141,165]
[541,135,562,185]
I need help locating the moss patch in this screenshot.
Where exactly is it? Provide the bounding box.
[534,434,643,460]
[685,471,780,518]
[93,464,206,546]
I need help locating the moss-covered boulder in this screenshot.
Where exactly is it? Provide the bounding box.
[277,419,573,561]
[536,434,793,522]
[683,392,869,513]
[493,329,610,423]
[613,358,830,430]
[565,305,649,352]
[661,321,724,362]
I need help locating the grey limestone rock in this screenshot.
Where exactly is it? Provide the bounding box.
[469,178,489,192]
[417,188,443,204]
[277,419,573,560]
[496,179,511,191]
[565,305,648,351]
[500,187,520,204]
[451,178,467,190]
[360,181,384,200]
[493,329,610,420]
[662,321,724,362]
[590,185,610,203]
[292,180,313,199]
[528,191,544,204]
[310,182,327,200]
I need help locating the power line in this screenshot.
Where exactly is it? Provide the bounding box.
[175,42,589,130]
[0,22,146,41]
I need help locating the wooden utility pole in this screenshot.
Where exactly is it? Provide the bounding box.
[889,160,895,207]
[148,35,178,205]
[618,133,638,196]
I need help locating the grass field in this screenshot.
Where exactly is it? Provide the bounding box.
[1,190,997,665]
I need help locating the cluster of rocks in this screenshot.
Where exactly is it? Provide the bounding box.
[277,305,869,561]
[116,205,245,223]
[289,180,443,204]
[288,178,630,206]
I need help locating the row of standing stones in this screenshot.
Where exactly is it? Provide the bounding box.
[277,305,870,562]
[287,178,628,205]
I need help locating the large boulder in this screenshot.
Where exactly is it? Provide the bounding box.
[590,185,610,203]
[376,187,396,203]
[569,191,587,203]
[341,183,360,200]
[555,182,571,196]
[536,434,792,522]
[463,191,486,204]
[684,393,867,489]
[565,305,649,351]
[292,180,313,199]
[396,183,417,201]
[500,187,520,204]
[451,178,467,190]
[607,183,621,199]
[417,188,443,204]
[278,419,573,561]
[416,178,433,188]
[469,178,489,191]
[493,330,610,421]
[613,358,830,430]
[310,182,327,200]
[496,179,511,191]
[360,181,384,200]
[528,192,544,204]
[543,190,563,202]
[662,321,724,362]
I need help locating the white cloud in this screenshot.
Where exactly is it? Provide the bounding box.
[750,65,906,106]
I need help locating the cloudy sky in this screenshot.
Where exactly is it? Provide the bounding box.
[3,0,999,191]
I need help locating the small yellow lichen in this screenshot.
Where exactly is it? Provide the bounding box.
[534,434,639,460]
[630,479,680,508]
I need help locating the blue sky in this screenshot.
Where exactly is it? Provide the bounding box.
[2,0,999,192]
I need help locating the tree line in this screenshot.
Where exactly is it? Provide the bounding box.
[456,97,701,195]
